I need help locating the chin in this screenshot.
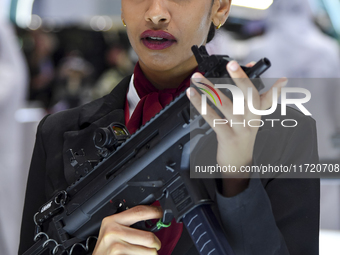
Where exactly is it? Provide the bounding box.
[140,54,180,72]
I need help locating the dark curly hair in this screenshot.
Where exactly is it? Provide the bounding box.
[207,23,216,43]
[206,0,217,43]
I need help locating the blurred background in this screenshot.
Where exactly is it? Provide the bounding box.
[0,0,340,254]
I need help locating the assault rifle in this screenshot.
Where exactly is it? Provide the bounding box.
[23,45,270,255]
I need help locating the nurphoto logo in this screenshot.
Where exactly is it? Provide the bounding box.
[198,83,312,128]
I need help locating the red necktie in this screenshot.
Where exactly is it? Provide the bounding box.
[127,62,195,134]
[125,62,198,255]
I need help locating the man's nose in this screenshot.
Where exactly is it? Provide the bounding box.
[145,0,171,26]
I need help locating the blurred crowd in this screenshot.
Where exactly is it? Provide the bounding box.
[21,28,134,112]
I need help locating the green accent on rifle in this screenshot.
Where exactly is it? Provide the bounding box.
[156,219,172,230]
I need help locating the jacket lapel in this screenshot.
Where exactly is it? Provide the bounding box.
[78,75,131,128]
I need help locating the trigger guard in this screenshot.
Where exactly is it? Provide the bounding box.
[131,220,159,232]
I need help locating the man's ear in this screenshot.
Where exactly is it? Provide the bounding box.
[211,0,231,27]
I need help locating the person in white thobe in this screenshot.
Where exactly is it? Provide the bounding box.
[0,18,28,255]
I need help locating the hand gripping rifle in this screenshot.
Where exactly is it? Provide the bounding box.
[23,45,270,255]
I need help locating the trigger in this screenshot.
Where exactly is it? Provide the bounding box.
[154,209,174,231]
[131,220,158,232]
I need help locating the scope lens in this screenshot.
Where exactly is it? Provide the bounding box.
[112,126,127,136]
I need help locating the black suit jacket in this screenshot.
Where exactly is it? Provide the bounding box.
[19,75,320,255]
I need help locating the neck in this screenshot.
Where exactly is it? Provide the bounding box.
[138,56,198,90]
